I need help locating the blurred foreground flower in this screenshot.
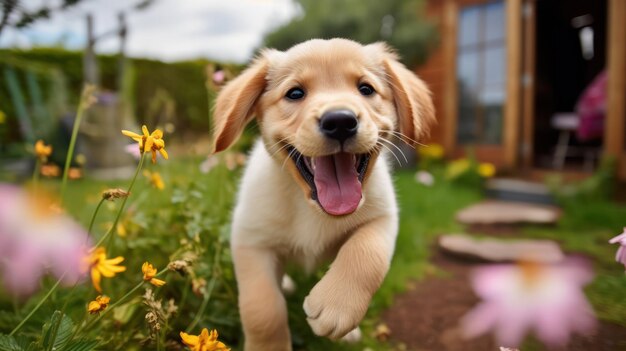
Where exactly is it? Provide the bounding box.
[122,125,169,164]
[142,262,166,287]
[83,247,126,293]
[34,140,52,162]
[609,228,626,270]
[0,110,6,124]
[144,170,165,190]
[180,328,230,351]
[461,259,596,348]
[88,295,110,314]
[0,184,89,295]
[414,170,434,186]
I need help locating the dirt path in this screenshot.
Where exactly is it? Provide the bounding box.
[381,248,626,351]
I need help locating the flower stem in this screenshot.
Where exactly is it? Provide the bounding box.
[60,85,92,201]
[31,159,41,187]
[9,274,65,336]
[88,198,105,236]
[186,243,222,332]
[82,269,168,331]
[95,153,145,247]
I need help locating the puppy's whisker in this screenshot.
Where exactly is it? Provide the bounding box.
[379,129,425,147]
[270,142,292,158]
[376,141,402,166]
[378,137,408,164]
[267,137,291,156]
[282,147,298,171]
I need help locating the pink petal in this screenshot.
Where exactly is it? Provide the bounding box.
[460,302,499,339]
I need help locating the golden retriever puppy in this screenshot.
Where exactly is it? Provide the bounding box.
[212,38,434,351]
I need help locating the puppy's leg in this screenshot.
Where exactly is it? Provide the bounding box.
[303,216,396,339]
[233,246,291,351]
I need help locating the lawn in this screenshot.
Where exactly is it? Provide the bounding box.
[1,154,625,351]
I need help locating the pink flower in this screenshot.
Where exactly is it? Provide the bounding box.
[609,228,626,269]
[461,258,597,348]
[124,143,141,160]
[199,155,219,174]
[0,185,90,296]
[414,170,434,186]
[212,70,225,85]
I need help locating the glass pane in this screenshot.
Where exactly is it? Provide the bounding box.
[485,1,505,42]
[484,46,506,86]
[481,91,505,144]
[457,89,478,144]
[458,6,480,48]
[457,51,480,88]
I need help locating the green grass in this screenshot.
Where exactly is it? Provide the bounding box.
[2,158,625,350]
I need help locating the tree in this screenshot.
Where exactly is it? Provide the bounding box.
[0,0,85,37]
[262,0,437,67]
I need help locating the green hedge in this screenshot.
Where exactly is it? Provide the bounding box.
[0,48,242,150]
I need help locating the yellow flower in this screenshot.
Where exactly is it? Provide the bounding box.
[0,110,6,124]
[142,262,166,287]
[34,140,52,162]
[116,222,128,237]
[84,247,126,292]
[87,295,110,314]
[445,158,471,180]
[478,162,496,178]
[144,170,165,190]
[180,328,230,351]
[417,143,444,159]
[122,125,169,164]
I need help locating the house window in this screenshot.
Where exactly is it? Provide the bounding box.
[456,1,506,145]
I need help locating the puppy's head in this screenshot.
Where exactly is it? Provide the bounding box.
[213,38,434,216]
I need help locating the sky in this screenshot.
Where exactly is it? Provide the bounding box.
[0,0,300,63]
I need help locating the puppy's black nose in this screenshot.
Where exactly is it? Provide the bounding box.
[319,109,358,143]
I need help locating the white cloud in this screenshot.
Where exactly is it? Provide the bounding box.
[0,0,300,62]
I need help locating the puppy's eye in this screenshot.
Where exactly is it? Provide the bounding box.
[285,87,305,100]
[358,83,375,96]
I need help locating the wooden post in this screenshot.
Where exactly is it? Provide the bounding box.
[83,14,99,85]
[117,12,127,92]
[503,0,522,169]
[604,0,626,180]
[520,0,536,170]
[442,0,458,156]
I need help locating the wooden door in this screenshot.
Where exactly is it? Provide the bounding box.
[443,0,522,168]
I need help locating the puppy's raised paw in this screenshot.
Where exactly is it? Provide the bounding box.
[303,279,370,340]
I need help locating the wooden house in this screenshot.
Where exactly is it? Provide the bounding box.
[417,0,625,180]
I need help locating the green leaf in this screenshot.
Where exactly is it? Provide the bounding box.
[62,340,99,351]
[0,334,23,351]
[41,311,74,351]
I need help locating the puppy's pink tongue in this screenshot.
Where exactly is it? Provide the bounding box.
[313,153,362,215]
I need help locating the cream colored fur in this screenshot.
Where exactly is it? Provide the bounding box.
[212,38,435,351]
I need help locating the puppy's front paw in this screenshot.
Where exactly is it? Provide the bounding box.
[303,280,370,340]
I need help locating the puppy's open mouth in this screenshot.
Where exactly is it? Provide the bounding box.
[287,146,370,216]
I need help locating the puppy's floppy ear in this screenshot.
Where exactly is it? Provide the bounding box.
[375,44,435,146]
[212,52,271,153]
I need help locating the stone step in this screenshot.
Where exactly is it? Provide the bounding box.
[456,200,561,225]
[439,234,564,263]
[485,178,555,205]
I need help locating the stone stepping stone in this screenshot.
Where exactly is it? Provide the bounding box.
[439,234,564,263]
[456,200,560,225]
